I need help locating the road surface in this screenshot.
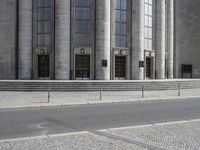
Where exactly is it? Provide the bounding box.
[0,98,200,140]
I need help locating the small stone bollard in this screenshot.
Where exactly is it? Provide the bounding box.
[48,88,50,103]
[142,85,144,98]
[100,87,102,101]
[178,83,181,96]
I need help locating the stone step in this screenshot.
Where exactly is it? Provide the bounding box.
[0,80,199,91]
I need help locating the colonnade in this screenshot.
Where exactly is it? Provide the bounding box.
[18,0,174,80]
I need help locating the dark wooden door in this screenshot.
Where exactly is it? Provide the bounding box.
[38,55,50,78]
[115,56,126,78]
[75,55,90,79]
[146,58,151,78]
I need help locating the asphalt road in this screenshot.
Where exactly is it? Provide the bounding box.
[1,98,200,140]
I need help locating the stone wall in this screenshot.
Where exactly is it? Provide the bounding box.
[1,0,200,80]
[175,0,200,78]
[0,0,17,79]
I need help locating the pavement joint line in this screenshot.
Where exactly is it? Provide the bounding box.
[154,119,200,126]
[92,130,166,150]
[0,131,89,143]
[0,135,48,143]
[98,119,200,132]
[47,131,89,138]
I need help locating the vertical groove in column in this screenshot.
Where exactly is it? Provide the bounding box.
[18,0,32,79]
[156,0,166,79]
[55,0,71,80]
[95,0,111,80]
[167,0,174,79]
[132,0,144,80]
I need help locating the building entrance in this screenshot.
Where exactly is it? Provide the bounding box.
[38,55,50,78]
[75,55,90,79]
[145,57,152,79]
[115,56,126,79]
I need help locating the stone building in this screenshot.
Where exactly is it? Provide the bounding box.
[175,0,200,78]
[0,0,198,80]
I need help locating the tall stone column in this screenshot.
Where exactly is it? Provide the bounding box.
[55,0,71,80]
[95,0,110,80]
[18,0,32,79]
[167,0,174,79]
[156,0,166,79]
[131,0,144,80]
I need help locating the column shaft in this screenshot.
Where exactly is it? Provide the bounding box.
[132,0,144,80]
[167,0,174,78]
[55,0,71,80]
[18,0,32,79]
[156,0,166,79]
[95,0,111,80]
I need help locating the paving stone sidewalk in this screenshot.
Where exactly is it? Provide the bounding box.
[0,88,200,109]
[1,120,200,150]
[104,120,200,150]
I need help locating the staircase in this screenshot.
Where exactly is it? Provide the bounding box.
[0,79,199,91]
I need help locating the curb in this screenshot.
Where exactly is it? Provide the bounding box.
[0,95,200,110]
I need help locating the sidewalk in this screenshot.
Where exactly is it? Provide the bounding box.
[0,88,200,109]
[1,119,200,150]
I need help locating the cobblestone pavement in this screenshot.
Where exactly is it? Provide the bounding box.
[0,88,200,109]
[104,120,200,150]
[0,132,148,150]
[1,120,200,150]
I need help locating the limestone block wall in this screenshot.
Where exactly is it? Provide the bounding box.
[1,0,200,80]
[175,0,200,78]
[0,0,17,79]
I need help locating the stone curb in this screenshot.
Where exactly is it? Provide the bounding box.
[0,95,199,110]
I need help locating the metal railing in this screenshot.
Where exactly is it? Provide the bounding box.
[96,83,199,100]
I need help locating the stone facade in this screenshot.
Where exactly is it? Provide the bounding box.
[0,0,197,80]
[0,0,17,79]
[175,0,200,78]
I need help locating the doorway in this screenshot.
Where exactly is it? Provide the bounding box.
[145,57,152,79]
[38,55,50,79]
[75,55,90,79]
[115,56,126,79]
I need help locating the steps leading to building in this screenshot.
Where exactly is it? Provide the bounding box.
[0,79,199,91]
